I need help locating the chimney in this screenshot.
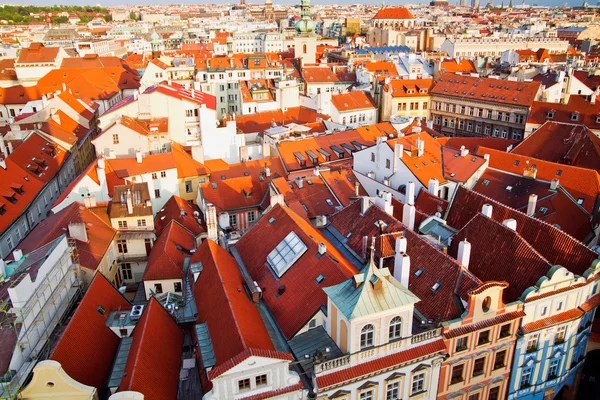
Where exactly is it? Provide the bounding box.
[61,82,67,92]
[481,204,493,218]
[527,194,538,216]
[375,191,394,216]
[12,249,23,262]
[395,236,407,254]
[503,219,517,231]
[318,242,326,255]
[460,145,469,157]
[550,179,559,190]
[296,178,303,189]
[316,215,327,226]
[206,204,218,241]
[0,258,5,278]
[264,166,271,177]
[270,193,285,207]
[416,138,424,157]
[406,181,415,205]
[262,142,271,158]
[484,154,490,162]
[126,189,134,215]
[394,143,403,172]
[97,159,106,188]
[0,135,7,157]
[394,252,410,289]
[354,181,360,196]
[7,142,13,154]
[191,145,204,164]
[402,203,416,230]
[360,196,371,215]
[457,239,471,269]
[135,151,143,164]
[277,285,285,296]
[362,235,368,259]
[427,178,439,196]
[68,222,88,242]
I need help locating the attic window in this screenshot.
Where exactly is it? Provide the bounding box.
[513,160,520,166]
[547,111,554,119]
[0,204,5,215]
[325,199,334,206]
[482,180,490,186]
[267,231,308,278]
[539,207,548,214]
[556,169,562,176]
[596,115,600,124]
[97,306,105,315]
[414,267,424,277]
[577,198,584,205]
[244,172,249,176]
[315,274,326,284]
[431,282,442,293]
[471,157,478,162]
[307,180,313,186]
[571,112,579,121]
[221,175,226,180]
[506,186,513,192]
[268,217,276,224]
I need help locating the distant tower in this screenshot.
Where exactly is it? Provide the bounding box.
[472,0,480,8]
[509,0,513,7]
[227,35,233,57]
[240,0,246,5]
[150,31,162,59]
[264,0,274,20]
[294,0,317,64]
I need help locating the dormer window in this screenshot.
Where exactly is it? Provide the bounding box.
[360,324,375,349]
[596,114,600,124]
[571,112,579,121]
[0,203,5,215]
[546,111,554,119]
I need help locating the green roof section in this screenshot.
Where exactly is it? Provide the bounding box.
[323,253,419,321]
[195,322,216,369]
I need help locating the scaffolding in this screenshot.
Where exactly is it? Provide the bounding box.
[0,239,83,400]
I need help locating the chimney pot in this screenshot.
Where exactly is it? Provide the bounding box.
[550,179,559,190]
[394,252,410,289]
[360,197,371,215]
[318,242,326,255]
[12,249,23,262]
[481,204,493,218]
[527,194,538,216]
[503,219,517,231]
[457,239,471,269]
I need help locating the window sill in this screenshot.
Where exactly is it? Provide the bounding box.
[472,371,485,378]
[410,390,427,398]
[455,346,468,353]
[450,378,464,385]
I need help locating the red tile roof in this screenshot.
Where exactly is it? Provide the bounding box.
[383,79,433,98]
[438,59,478,75]
[444,309,525,339]
[193,239,288,379]
[319,163,367,206]
[271,176,340,219]
[155,195,206,236]
[144,81,216,110]
[118,298,184,400]
[331,91,376,112]
[143,221,195,281]
[316,339,445,390]
[435,136,517,154]
[17,43,60,64]
[235,204,357,338]
[372,7,415,19]
[511,122,600,170]
[51,273,131,389]
[430,73,541,107]
[239,383,303,400]
[302,67,356,84]
[521,308,584,333]
[234,107,329,134]
[475,146,600,215]
[0,85,41,104]
[527,95,600,129]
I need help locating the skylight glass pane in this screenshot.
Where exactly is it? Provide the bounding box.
[267,231,308,277]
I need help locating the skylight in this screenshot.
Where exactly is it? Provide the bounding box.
[267,232,308,278]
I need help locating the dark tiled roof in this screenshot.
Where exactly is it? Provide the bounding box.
[444,310,526,339]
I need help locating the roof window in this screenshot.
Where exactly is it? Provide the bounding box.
[267,231,308,277]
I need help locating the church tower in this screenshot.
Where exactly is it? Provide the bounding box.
[293,0,317,64]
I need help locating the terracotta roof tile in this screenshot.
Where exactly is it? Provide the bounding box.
[444,310,525,339]
[331,91,376,112]
[521,308,584,333]
[234,107,329,134]
[51,273,131,388]
[384,79,433,98]
[17,43,60,64]
[319,163,367,207]
[155,195,205,236]
[372,7,415,19]
[143,221,195,281]
[527,95,600,129]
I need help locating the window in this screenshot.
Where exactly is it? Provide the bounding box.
[411,372,425,394]
[556,301,563,311]
[121,263,132,280]
[488,387,500,400]
[472,357,485,377]
[494,350,506,370]
[137,219,146,227]
[160,171,167,178]
[389,317,402,340]
[112,134,119,144]
[423,102,428,110]
[520,367,532,389]
[386,381,399,400]
[541,306,547,316]
[360,324,375,349]
[267,231,308,277]
[117,240,128,253]
[548,359,559,379]
[6,236,13,250]
[468,394,480,400]
[247,211,256,223]
[571,112,579,121]
[371,152,375,162]
[238,378,250,391]
[154,189,161,198]
[118,220,128,229]
[174,282,182,292]
[386,159,391,169]
[526,333,539,352]
[185,180,193,193]
[499,323,511,339]
[456,336,468,352]
[451,364,464,384]
[229,214,238,227]
[554,326,566,344]
[256,374,267,386]
[478,330,490,346]
[152,172,158,180]
[359,391,373,400]
[154,283,163,294]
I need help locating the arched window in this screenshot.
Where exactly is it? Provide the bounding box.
[303,44,307,54]
[360,324,374,349]
[389,316,402,340]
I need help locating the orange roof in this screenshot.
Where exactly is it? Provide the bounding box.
[320,163,367,206]
[118,298,184,400]
[331,91,376,112]
[360,60,399,75]
[105,152,177,178]
[235,107,330,134]
[56,90,96,120]
[0,85,41,104]
[16,43,60,64]
[373,7,415,19]
[271,176,340,219]
[383,78,433,98]
[439,59,478,74]
[154,195,205,236]
[302,67,356,83]
[144,220,195,281]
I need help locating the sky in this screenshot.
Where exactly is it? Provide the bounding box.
[4,0,577,9]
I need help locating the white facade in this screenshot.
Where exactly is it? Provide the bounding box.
[441,37,570,58]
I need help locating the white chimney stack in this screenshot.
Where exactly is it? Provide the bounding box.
[550,179,559,190]
[457,239,471,269]
[68,222,88,242]
[354,181,360,197]
[395,236,407,254]
[360,197,371,215]
[126,189,133,215]
[527,194,538,216]
[270,193,285,207]
[318,242,327,255]
[402,204,416,230]
[375,191,394,216]
[191,145,204,164]
[406,181,415,205]
[0,258,5,278]
[427,178,439,197]
[12,249,23,262]
[481,204,493,218]
[394,252,410,289]
[416,138,424,157]
[394,143,403,174]
[206,204,218,241]
[460,145,469,157]
[264,166,271,177]
[503,219,517,231]
[135,151,143,164]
